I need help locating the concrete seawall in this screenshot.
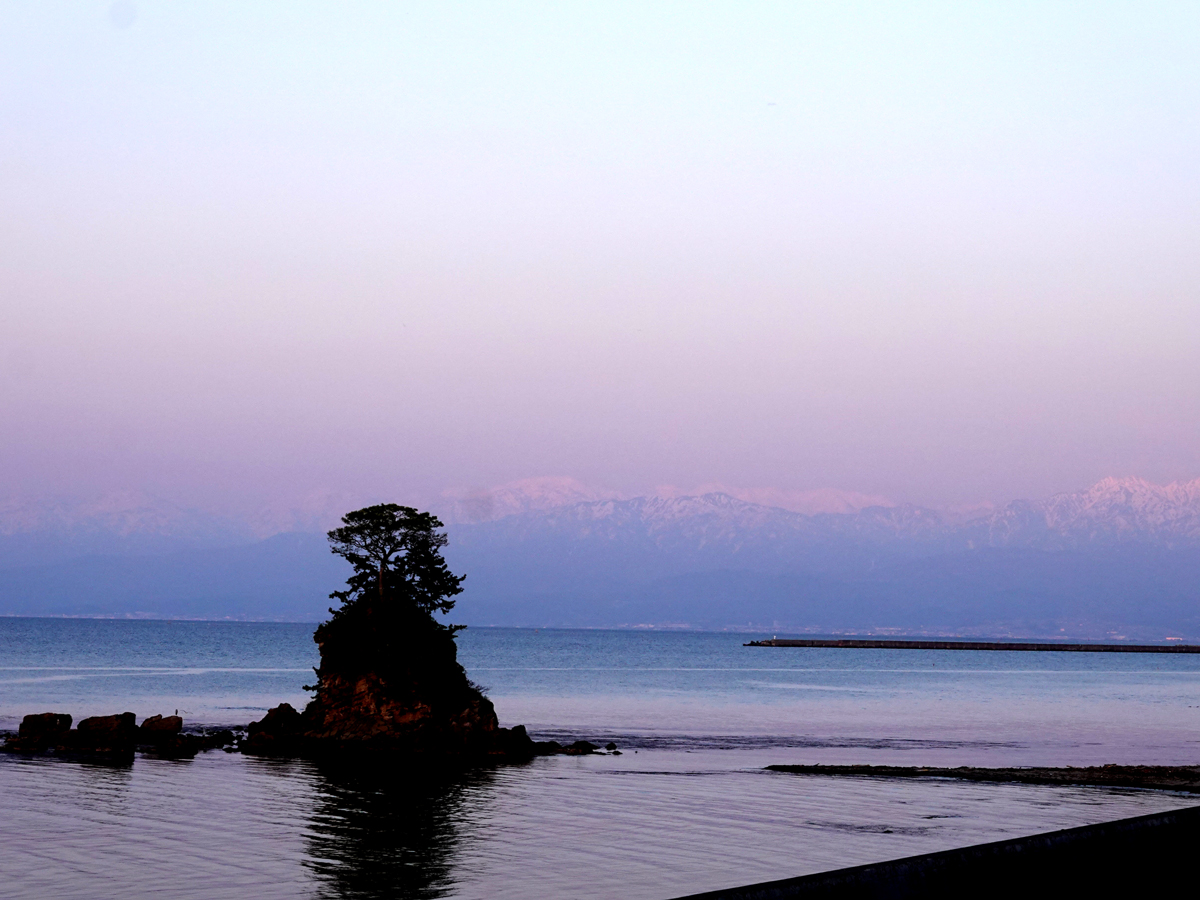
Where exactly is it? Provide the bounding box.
[669,804,1200,899]
[746,638,1200,652]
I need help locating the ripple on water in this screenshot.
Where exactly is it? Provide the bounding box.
[1,750,1195,900]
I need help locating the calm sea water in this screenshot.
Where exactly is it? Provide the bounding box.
[2,618,1199,899]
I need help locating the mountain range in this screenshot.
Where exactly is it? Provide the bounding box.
[2,477,1198,638]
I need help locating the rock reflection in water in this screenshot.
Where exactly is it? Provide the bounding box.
[303,758,494,900]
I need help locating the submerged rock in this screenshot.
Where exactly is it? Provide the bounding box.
[561,740,601,755]
[144,734,200,758]
[140,722,237,758]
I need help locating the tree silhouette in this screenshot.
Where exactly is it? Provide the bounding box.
[325,504,465,617]
[305,504,480,733]
[248,503,535,757]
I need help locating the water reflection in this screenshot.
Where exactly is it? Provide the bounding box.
[303,758,497,900]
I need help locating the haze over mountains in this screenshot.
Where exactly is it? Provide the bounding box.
[2,477,1199,639]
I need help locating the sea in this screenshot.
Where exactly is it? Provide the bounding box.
[2,618,1200,899]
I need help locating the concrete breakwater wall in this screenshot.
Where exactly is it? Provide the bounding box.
[746,637,1200,652]
[669,804,1200,899]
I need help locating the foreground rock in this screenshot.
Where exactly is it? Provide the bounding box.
[139,714,183,741]
[4,712,73,752]
[244,702,304,752]
[3,712,142,760]
[70,712,139,757]
[136,714,203,757]
[246,702,616,759]
[767,763,1200,793]
[3,712,238,760]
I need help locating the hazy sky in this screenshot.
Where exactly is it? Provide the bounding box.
[3,1,1199,512]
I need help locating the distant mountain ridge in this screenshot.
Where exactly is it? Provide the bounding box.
[0,491,245,541]
[2,477,1199,636]
[449,476,1200,558]
[980,477,1200,547]
[437,477,895,523]
[440,477,1200,636]
[440,477,620,523]
[0,490,357,568]
[9,476,1195,556]
[0,492,253,569]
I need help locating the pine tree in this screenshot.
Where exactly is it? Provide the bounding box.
[304,504,488,741]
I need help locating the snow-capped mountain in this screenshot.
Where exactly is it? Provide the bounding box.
[439,477,1200,634]
[651,485,895,516]
[5,477,1198,567]
[971,477,1200,548]
[439,478,895,523]
[450,476,1200,561]
[439,477,624,523]
[1041,476,1200,539]
[0,491,254,567]
[0,491,241,540]
[453,492,955,571]
[241,491,365,539]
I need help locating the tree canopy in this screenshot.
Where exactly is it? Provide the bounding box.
[326,504,464,618]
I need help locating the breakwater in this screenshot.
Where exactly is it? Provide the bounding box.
[745,637,1200,653]
[670,804,1200,899]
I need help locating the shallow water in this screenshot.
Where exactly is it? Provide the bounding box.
[1,749,1194,900]
[2,619,1199,898]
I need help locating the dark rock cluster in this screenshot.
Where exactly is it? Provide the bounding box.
[3,711,238,760]
[4,708,616,763]
[244,700,617,759]
[244,696,543,759]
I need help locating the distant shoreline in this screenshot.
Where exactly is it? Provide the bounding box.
[747,637,1200,653]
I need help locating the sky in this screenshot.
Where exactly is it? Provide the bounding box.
[2,1,1199,514]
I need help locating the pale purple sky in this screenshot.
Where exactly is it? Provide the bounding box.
[3,2,1199,514]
